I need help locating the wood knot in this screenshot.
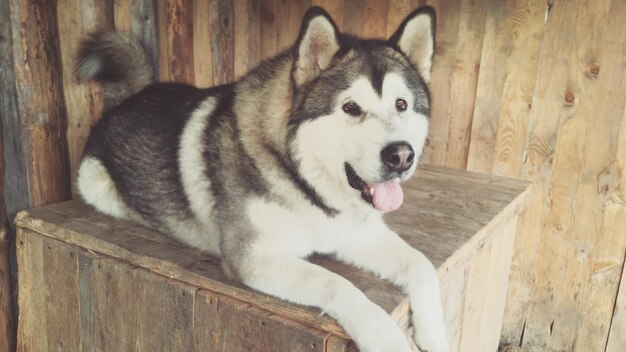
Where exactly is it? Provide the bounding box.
[563,90,576,107]
[586,63,600,79]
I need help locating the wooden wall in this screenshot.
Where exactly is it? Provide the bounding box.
[1,0,625,351]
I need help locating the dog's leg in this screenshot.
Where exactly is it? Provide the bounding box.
[334,222,449,352]
[234,249,412,352]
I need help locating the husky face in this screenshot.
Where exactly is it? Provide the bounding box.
[289,10,434,213]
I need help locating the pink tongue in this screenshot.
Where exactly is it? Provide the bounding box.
[371,180,404,212]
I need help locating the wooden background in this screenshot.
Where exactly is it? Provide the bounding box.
[1,0,625,351]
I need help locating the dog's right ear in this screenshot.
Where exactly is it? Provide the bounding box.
[292,7,340,88]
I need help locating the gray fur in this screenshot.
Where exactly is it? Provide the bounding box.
[76,6,447,351]
[75,31,154,110]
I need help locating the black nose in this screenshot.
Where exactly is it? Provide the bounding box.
[381,142,415,172]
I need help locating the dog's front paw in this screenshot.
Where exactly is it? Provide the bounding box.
[412,315,449,352]
[352,323,412,352]
[340,304,412,352]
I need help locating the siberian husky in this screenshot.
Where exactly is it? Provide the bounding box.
[75,6,448,352]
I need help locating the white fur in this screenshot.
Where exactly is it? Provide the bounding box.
[293,73,429,212]
[242,196,448,352]
[77,157,130,218]
[177,98,221,254]
[295,16,340,86]
[397,14,434,82]
[242,70,448,351]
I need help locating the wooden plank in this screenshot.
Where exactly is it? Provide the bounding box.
[193,0,214,86]
[324,335,350,352]
[423,0,490,168]
[438,261,468,352]
[88,255,195,351]
[113,0,132,31]
[440,0,488,169]
[129,0,159,80]
[280,0,311,52]
[571,1,626,348]
[312,0,343,30]
[0,163,12,351]
[521,0,626,350]
[341,0,365,36]
[362,0,388,39]
[41,235,81,352]
[466,0,522,173]
[58,0,112,196]
[606,248,626,352]
[0,0,24,220]
[0,240,13,352]
[605,55,626,352]
[491,0,547,178]
[16,229,47,352]
[459,215,516,351]
[420,0,460,166]
[0,23,15,347]
[500,0,581,347]
[194,289,329,351]
[210,0,235,85]
[8,0,72,207]
[386,0,411,37]
[233,0,261,78]
[260,0,280,61]
[167,0,195,84]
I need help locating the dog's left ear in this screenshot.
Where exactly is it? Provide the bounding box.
[293,7,341,88]
[389,7,436,83]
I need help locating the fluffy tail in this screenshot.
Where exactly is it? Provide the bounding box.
[75,31,154,110]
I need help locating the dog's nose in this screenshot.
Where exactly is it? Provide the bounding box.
[381,142,415,172]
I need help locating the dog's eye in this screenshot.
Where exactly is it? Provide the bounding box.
[396,99,408,112]
[342,101,362,116]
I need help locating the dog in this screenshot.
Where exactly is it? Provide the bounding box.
[75,6,448,352]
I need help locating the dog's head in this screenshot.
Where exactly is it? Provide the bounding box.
[288,7,435,213]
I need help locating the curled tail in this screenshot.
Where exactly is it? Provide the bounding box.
[75,31,154,110]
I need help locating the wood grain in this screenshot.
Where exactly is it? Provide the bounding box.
[567,1,626,349]
[520,0,626,350]
[362,0,388,38]
[233,0,261,79]
[16,230,47,352]
[129,0,159,80]
[192,0,214,87]
[466,0,519,173]
[606,248,626,352]
[195,289,330,351]
[210,0,235,85]
[58,0,112,195]
[9,0,72,207]
[490,0,547,178]
[606,55,626,352]
[0,2,18,350]
[500,0,581,348]
[41,235,81,352]
[157,0,195,83]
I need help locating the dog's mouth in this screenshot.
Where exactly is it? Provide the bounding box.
[344,163,404,212]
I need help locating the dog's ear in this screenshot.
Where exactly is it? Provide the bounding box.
[293,7,340,87]
[389,7,436,83]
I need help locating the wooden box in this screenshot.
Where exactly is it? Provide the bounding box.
[16,166,529,352]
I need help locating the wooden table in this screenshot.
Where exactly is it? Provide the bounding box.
[16,165,529,352]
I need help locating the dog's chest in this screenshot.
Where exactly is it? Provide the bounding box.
[246,197,378,256]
